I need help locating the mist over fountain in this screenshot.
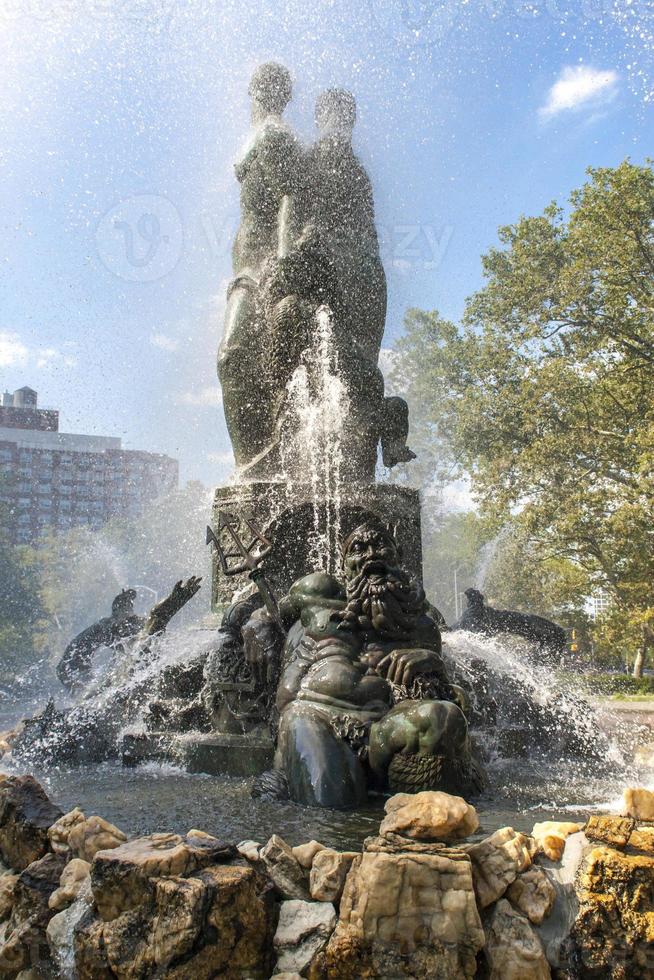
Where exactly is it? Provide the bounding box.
[1,60,639,807]
[0,57,653,980]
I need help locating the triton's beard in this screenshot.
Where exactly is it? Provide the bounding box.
[336,561,425,638]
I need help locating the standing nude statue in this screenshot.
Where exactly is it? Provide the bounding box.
[303,89,415,478]
[217,62,303,475]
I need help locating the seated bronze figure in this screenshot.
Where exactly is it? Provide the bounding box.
[204,519,482,808]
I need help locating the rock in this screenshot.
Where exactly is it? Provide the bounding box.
[531,820,583,862]
[186,828,217,842]
[47,808,86,857]
[48,858,91,911]
[309,849,357,904]
[0,733,14,758]
[273,899,336,975]
[260,834,309,900]
[485,899,551,979]
[0,776,63,870]
[47,878,93,978]
[75,862,276,979]
[67,814,127,863]
[237,840,262,862]
[0,851,66,975]
[380,790,479,841]
[585,814,635,848]
[506,866,556,925]
[270,974,303,980]
[628,826,654,854]
[0,874,18,921]
[91,831,236,920]
[564,844,654,978]
[623,786,654,821]
[465,827,536,908]
[292,840,326,869]
[320,835,484,978]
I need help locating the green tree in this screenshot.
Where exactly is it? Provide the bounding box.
[393,161,654,670]
[0,480,45,683]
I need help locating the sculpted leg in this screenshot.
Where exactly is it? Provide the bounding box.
[368,699,472,794]
[217,283,273,468]
[276,702,368,808]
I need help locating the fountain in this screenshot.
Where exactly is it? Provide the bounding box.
[1,59,653,980]
[2,63,631,803]
[109,66,477,807]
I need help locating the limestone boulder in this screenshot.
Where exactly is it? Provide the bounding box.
[564,843,654,978]
[485,899,551,979]
[506,866,556,925]
[623,787,654,822]
[260,834,309,900]
[75,862,277,979]
[0,776,63,870]
[68,814,127,863]
[273,899,336,975]
[465,827,536,908]
[531,821,583,862]
[309,849,357,904]
[585,814,635,849]
[0,874,18,921]
[320,835,484,978]
[380,791,479,841]
[237,839,262,862]
[48,858,91,911]
[47,878,93,978]
[0,851,66,976]
[292,840,326,869]
[628,826,654,854]
[0,732,15,758]
[48,808,86,857]
[91,831,236,920]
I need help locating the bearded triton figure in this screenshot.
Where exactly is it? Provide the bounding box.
[204,520,481,808]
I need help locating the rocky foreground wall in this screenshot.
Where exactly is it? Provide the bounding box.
[0,773,653,978]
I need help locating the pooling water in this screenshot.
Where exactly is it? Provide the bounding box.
[1,625,651,848]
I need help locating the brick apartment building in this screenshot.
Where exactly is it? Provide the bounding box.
[0,387,179,544]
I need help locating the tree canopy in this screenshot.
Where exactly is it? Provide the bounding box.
[393,160,654,667]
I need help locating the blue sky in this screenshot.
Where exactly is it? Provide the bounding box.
[1,0,652,485]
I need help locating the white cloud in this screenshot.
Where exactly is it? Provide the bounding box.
[540,66,618,119]
[35,347,78,369]
[0,332,29,367]
[0,332,77,371]
[176,385,222,407]
[150,332,180,352]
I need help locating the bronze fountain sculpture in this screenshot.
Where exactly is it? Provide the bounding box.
[206,63,480,808]
[10,64,591,793]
